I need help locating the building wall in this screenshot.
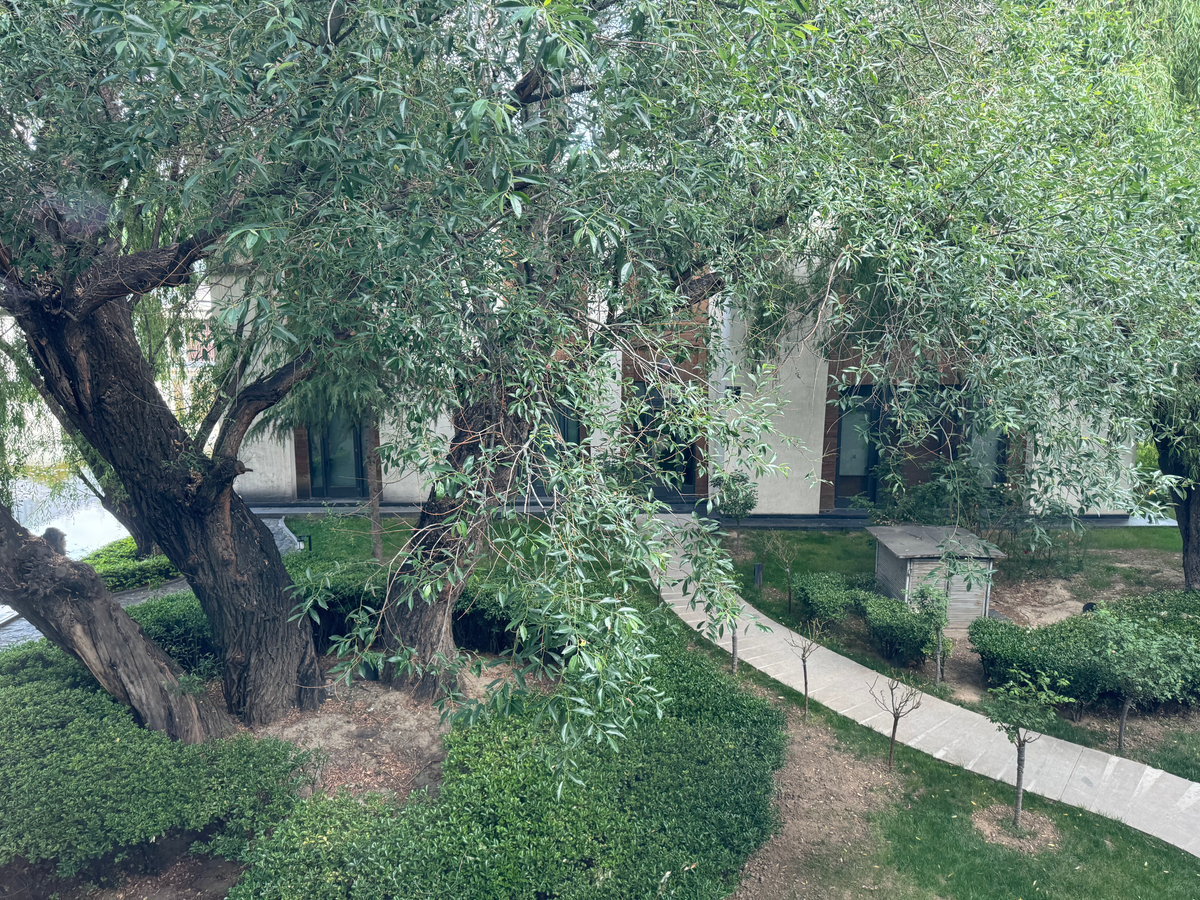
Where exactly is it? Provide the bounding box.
[235,428,298,502]
[727,319,828,516]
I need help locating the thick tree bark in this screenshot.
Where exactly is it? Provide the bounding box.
[1175,485,1200,591]
[381,390,530,700]
[0,505,224,741]
[10,294,321,726]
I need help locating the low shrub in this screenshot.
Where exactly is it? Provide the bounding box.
[127,592,220,679]
[861,592,940,666]
[452,578,525,653]
[81,538,180,592]
[968,591,1200,709]
[283,556,386,653]
[0,641,314,877]
[792,572,854,623]
[230,610,786,900]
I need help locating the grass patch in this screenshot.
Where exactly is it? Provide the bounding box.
[283,514,415,564]
[1085,527,1182,552]
[1146,730,1200,784]
[80,538,179,592]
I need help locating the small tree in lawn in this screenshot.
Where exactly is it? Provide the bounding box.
[787,620,823,722]
[1098,614,1200,753]
[765,531,802,614]
[712,472,758,555]
[869,676,923,770]
[913,586,950,687]
[983,672,1074,830]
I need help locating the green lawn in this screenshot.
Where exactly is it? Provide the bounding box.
[284,513,414,562]
[688,620,1200,900]
[1085,526,1182,552]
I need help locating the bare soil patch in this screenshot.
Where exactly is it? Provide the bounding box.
[73,856,243,900]
[990,549,1184,627]
[972,803,1061,854]
[731,705,901,900]
[255,679,449,797]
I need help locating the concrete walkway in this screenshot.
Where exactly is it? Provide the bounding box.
[658,548,1200,859]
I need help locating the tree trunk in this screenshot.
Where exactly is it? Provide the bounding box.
[888,716,899,769]
[1013,740,1026,829]
[731,625,739,674]
[803,658,809,721]
[14,296,321,726]
[1175,484,1200,591]
[97,489,159,558]
[935,628,943,686]
[380,390,530,700]
[1118,695,1133,753]
[366,422,384,564]
[0,504,224,741]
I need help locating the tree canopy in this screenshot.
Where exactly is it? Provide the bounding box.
[1,0,1199,744]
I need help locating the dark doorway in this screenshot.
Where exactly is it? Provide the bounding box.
[308,410,367,499]
[834,388,879,507]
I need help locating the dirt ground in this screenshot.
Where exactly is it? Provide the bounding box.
[989,549,1185,627]
[59,662,516,900]
[972,804,1060,854]
[731,704,902,900]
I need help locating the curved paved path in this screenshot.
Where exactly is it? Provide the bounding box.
[659,547,1200,859]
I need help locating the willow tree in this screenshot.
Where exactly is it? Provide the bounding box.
[751,0,1200,535]
[0,0,797,740]
[1155,363,1200,588]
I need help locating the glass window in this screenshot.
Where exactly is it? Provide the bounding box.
[309,411,366,499]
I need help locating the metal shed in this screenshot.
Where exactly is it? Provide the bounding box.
[866,526,1006,632]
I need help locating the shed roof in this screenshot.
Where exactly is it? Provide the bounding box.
[866,525,1006,560]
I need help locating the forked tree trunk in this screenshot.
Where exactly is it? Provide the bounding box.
[14,295,321,726]
[381,390,530,700]
[0,505,224,741]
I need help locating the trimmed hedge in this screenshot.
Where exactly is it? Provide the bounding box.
[283,556,387,654]
[81,538,179,592]
[861,592,941,666]
[968,590,1200,708]
[230,611,787,900]
[0,641,314,877]
[793,572,855,622]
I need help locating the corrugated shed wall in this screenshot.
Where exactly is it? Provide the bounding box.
[876,546,909,600]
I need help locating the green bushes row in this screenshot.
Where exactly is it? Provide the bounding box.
[0,641,314,877]
[792,572,948,667]
[968,590,1200,708]
[230,611,787,900]
[81,537,179,592]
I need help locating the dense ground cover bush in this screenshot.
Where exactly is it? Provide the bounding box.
[81,537,179,591]
[969,590,1200,708]
[860,591,942,666]
[127,591,221,678]
[0,641,314,877]
[230,611,787,900]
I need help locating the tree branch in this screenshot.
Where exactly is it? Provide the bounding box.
[211,350,316,461]
[71,234,214,319]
